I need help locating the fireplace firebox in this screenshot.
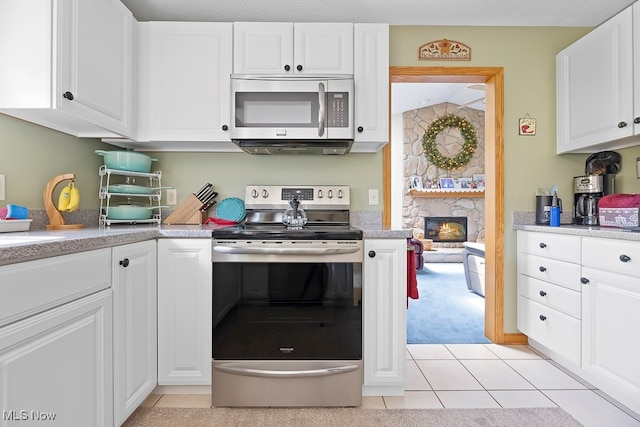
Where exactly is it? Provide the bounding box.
[424,217,468,242]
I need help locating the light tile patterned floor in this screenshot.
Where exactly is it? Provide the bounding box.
[143,344,640,427]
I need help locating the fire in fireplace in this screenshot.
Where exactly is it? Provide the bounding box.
[424,217,468,242]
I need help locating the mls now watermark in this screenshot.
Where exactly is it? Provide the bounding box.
[3,410,57,421]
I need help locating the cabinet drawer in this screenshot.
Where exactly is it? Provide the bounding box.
[517,231,581,263]
[517,296,580,365]
[519,275,581,318]
[518,253,581,291]
[582,237,640,278]
[0,249,111,327]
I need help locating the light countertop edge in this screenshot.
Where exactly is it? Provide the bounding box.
[512,223,640,242]
[0,225,411,265]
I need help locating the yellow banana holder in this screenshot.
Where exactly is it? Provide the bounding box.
[43,174,84,230]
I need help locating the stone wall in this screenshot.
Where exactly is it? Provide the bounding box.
[403,103,485,246]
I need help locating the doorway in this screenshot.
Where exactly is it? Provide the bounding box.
[383,66,509,344]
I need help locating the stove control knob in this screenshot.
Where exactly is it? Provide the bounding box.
[328,190,333,198]
[318,189,323,198]
[262,189,269,198]
[251,189,259,198]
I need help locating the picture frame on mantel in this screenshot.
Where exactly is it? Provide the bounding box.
[409,175,423,189]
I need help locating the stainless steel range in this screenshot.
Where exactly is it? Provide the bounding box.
[211,185,363,407]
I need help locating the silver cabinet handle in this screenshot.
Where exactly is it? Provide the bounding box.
[215,364,359,378]
[318,82,326,137]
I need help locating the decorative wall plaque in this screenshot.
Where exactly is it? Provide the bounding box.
[519,114,537,136]
[418,39,471,61]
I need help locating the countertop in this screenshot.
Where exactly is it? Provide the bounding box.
[513,223,640,242]
[0,224,410,265]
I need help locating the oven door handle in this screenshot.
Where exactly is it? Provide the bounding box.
[213,245,360,255]
[214,364,359,378]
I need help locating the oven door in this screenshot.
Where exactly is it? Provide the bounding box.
[211,240,363,360]
[230,75,354,141]
[211,240,363,407]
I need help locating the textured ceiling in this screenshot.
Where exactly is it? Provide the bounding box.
[121,0,634,27]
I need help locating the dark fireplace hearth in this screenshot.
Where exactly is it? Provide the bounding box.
[424,217,468,243]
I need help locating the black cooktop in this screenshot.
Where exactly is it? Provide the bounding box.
[212,224,363,240]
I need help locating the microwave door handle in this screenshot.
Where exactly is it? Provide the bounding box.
[318,82,326,137]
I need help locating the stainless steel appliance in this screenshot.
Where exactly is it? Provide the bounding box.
[230,75,354,155]
[211,185,363,407]
[573,175,604,225]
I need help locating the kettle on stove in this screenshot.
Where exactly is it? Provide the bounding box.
[282,196,307,229]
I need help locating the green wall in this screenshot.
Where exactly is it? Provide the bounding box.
[390,25,640,332]
[0,114,382,210]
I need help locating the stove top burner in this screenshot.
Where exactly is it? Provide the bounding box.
[212,224,363,240]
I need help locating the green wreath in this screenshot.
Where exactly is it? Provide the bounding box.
[422,114,478,170]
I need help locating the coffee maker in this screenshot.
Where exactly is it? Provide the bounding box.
[573,175,604,225]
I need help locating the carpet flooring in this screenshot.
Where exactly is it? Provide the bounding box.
[407,263,491,344]
[123,407,582,427]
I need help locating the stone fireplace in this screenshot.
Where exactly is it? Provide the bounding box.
[402,102,485,247]
[425,216,468,243]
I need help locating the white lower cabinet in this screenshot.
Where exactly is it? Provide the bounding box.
[157,239,212,385]
[517,231,640,416]
[362,239,406,395]
[516,231,582,365]
[0,249,113,427]
[112,241,157,425]
[581,238,640,415]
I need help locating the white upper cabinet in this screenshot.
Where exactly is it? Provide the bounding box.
[233,22,353,75]
[556,4,640,153]
[353,24,389,150]
[0,0,135,138]
[134,22,235,150]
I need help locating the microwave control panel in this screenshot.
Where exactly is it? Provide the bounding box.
[327,93,349,127]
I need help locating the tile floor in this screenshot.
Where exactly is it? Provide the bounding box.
[142,344,640,427]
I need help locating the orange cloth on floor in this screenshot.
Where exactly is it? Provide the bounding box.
[407,247,419,305]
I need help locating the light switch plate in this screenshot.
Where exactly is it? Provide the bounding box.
[0,174,5,201]
[368,189,379,205]
[166,188,177,205]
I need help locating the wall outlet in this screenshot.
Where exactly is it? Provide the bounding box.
[368,189,379,205]
[166,189,177,205]
[0,174,5,201]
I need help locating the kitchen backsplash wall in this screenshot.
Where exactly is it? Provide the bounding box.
[0,114,383,212]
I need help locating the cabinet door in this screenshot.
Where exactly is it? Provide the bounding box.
[362,239,406,395]
[0,290,113,427]
[556,6,633,153]
[157,239,212,385]
[113,241,157,425]
[353,24,389,150]
[581,267,640,415]
[294,23,353,74]
[146,22,232,142]
[233,22,293,74]
[58,0,134,137]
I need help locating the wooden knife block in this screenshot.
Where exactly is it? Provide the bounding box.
[163,194,206,225]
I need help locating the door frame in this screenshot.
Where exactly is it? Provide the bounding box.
[384,66,518,344]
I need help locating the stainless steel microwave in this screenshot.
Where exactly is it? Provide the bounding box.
[230,75,354,155]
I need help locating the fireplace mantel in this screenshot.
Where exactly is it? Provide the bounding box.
[410,189,485,198]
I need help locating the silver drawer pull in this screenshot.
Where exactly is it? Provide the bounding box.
[619,254,631,263]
